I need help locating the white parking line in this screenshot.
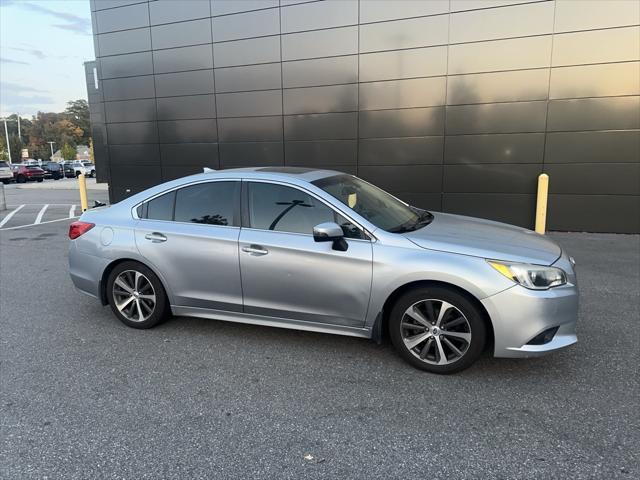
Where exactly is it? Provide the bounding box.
[0,204,25,228]
[69,205,76,218]
[0,215,80,231]
[34,204,49,224]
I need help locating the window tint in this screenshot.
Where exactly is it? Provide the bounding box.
[174,182,237,226]
[248,182,364,238]
[0,162,9,167]
[147,191,175,221]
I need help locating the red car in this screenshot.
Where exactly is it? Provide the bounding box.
[13,164,45,183]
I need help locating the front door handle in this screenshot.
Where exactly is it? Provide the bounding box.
[145,232,167,243]
[242,245,268,256]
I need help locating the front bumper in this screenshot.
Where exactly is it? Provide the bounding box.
[482,282,578,358]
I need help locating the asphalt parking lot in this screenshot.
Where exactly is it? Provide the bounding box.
[1,187,638,479]
[0,181,109,231]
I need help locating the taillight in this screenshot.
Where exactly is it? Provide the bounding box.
[69,221,95,240]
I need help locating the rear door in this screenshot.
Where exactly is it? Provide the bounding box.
[135,180,243,312]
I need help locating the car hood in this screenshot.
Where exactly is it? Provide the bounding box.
[403,212,561,265]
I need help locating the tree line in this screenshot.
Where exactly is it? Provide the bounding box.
[0,99,91,162]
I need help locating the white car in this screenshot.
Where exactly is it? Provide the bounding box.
[70,161,96,178]
[0,161,13,184]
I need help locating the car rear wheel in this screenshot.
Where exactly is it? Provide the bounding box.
[106,261,169,329]
[17,175,26,183]
[37,178,43,182]
[389,286,486,374]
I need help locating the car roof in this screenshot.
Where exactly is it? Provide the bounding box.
[119,167,347,207]
[193,166,344,183]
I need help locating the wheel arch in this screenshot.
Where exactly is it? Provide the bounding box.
[374,280,494,352]
[99,258,171,306]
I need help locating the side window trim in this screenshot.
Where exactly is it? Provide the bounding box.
[135,179,241,227]
[241,179,371,241]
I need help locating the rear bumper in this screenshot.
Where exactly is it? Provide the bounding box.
[68,242,109,299]
[482,283,579,358]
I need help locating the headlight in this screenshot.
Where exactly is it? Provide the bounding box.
[488,260,567,290]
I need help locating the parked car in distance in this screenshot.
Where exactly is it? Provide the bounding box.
[69,168,578,374]
[0,161,13,184]
[40,161,63,180]
[63,163,76,178]
[69,160,95,178]
[13,164,44,183]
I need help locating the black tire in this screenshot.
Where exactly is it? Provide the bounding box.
[389,286,487,374]
[75,171,80,178]
[37,178,43,182]
[1,179,8,184]
[17,175,26,183]
[106,261,170,329]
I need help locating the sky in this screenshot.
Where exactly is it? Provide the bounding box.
[0,0,95,117]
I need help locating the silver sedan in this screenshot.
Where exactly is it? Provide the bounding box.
[69,167,578,373]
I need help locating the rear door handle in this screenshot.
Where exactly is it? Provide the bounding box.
[144,232,167,243]
[242,244,268,256]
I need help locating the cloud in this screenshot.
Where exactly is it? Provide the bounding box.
[1,56,29,65]
[6,46,46,60]
[0,82,55,115]
[1,81,48,94]
[16,2,91,35]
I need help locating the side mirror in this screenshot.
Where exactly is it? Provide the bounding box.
[313,222,348,251]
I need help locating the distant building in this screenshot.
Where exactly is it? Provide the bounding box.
[51,145,90,162]
[76,145,90,160]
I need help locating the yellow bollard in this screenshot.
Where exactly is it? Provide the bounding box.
[535,173,549,234]
[78,173,89,212]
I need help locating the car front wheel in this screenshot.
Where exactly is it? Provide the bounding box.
[106,261,169,329]
[389,286,487,374]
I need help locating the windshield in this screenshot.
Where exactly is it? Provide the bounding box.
[312,174,433,233]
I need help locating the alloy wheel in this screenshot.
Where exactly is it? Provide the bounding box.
[112,270,156,322]
[400,299,472,365]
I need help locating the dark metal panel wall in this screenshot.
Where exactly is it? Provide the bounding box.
[88,0,640,233]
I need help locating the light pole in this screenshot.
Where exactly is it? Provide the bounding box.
[48,141,55,158]
[1,118,11,164]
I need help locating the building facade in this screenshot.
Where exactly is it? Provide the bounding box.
[86,0,640,233]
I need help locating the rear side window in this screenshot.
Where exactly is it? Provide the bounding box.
[147,191,175,221]
[174,182,237,226]
[0,162,8,167]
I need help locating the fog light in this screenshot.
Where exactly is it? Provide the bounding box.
[527,327,559,345]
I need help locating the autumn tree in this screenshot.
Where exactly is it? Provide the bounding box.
[61,143,77,160]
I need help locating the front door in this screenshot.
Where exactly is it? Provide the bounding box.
[239,181,373,328]
[135,180,243,312]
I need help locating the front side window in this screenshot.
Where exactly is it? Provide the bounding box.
[247,182,364,238]
[313,174,433,233]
